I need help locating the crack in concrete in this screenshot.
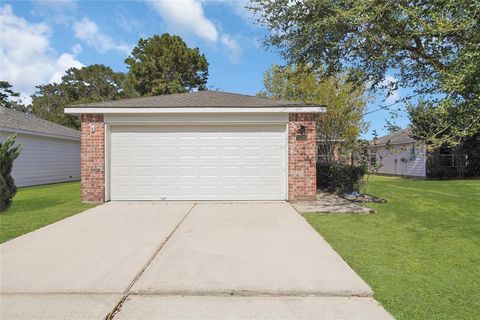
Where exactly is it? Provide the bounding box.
[104,203,197,320]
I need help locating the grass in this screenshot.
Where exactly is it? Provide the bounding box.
[0,182,94,243]
[305,175,480,320]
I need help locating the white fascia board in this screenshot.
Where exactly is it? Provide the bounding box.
[64,106,326,115]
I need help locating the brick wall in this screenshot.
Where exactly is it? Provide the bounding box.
[80,114,105,203]
[288,113,317,201]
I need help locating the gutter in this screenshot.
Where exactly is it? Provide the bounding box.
[64,106,326,115]
[367,140,416,147]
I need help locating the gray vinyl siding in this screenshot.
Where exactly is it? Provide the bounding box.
[1,132,80,187]
[370,142,426,178]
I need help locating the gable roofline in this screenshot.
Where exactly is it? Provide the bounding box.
[368,129,416,147]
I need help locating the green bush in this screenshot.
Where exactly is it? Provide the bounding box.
[0,134,22,211]
[317,163,367,194]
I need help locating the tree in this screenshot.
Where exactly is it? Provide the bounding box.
[60,64,135,103]
[0,81,29,112]
[0,81,19,104]
[249,0,480,147]
[0,134,22,211]
[385,121,402,134]
[125,33,209,96]
[31,83,80,129]
[31,64,134,129]
[259,64,368,164]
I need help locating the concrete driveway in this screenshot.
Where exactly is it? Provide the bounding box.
[1,202,392,319]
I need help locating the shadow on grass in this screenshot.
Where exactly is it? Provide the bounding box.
[3,197,65,215]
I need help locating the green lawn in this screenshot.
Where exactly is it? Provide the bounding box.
[305,176,480,320]
[0,182,94,243]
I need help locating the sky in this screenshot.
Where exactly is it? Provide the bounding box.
[0,0,410,139]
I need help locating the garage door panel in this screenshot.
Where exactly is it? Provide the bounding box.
[199,166,218,177]
[110,125,287,200]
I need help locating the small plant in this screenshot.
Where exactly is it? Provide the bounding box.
[354,138,382,194]
[0,134,22,211]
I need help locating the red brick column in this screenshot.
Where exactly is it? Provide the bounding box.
[80,114,105,203]
[288,113,317,201]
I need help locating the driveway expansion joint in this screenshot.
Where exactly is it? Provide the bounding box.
[105,203,196,320]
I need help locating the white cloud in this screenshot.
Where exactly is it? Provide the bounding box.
[147,0,218,42]
[226,0,252,21]
[115,9,143,32]
[207,0,257,24]
[71,43,83,55]
[49,53,84,83]
[146,0,243,62]
[72,17,132,54]
[221,34,242,63]
[30,0,77,26]
[0,5,83,104]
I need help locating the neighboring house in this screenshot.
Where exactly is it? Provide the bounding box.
[368,129,427,178]
[368,129,478,178]
[65,91,325,203]
[0,107,80,187]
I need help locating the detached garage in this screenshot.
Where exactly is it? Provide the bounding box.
[65,91,324,202]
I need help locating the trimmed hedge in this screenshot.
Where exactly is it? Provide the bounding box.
[317,163,367,194]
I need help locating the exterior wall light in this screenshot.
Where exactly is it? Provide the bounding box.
[296,124,307,141]
[298,125,306,135]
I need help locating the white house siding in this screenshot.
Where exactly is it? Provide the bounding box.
[371,142,426,177]
[1,133,80,187]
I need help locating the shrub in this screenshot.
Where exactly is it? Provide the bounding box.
[316,164,332,189]
[0,134,22,211]
[317,163,367,194]
[426,155,447,178]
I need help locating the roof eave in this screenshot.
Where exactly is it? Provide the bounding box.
[368,139,416,147]
[64,106,326,115]
[1,126,81,141]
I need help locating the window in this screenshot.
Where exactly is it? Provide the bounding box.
[409,145,416,160]
[370,152,377,165]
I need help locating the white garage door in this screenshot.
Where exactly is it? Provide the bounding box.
[109,125,287,200]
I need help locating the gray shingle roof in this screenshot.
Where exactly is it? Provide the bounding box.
[369,129,414,146]
[0,107,80,139]
[69,91,321,108]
